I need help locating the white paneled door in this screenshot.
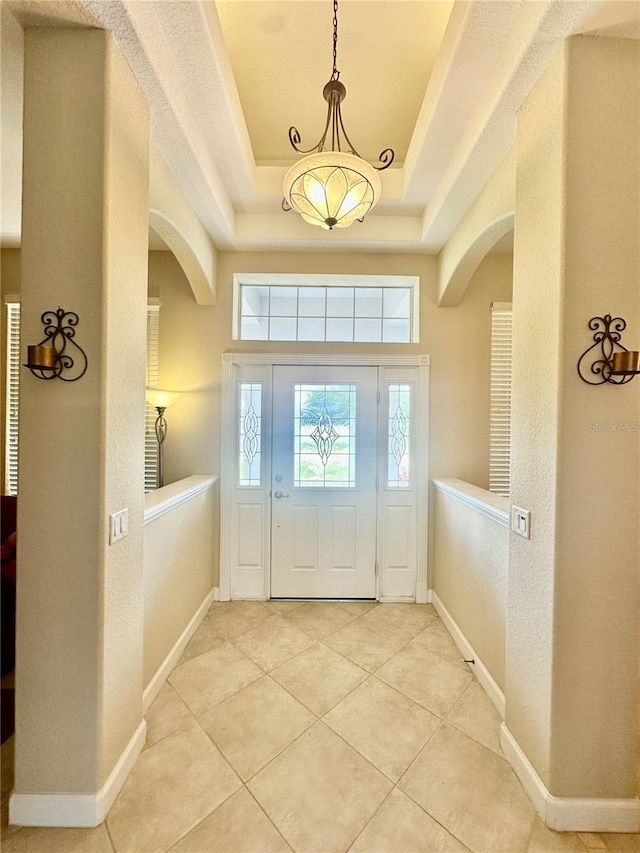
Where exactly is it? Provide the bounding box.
[270,365,378,598]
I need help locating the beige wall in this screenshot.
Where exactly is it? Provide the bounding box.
[149,248,513,586]
[15,28,148,801]
[143,479,216,689]
[433,483,508,691]
[507,36,639,801]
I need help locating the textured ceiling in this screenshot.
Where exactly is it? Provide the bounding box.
[1,0,639,254]
[214,1,454,166]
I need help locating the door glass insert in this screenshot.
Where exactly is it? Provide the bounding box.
[239,382,262,486]
[388,384,411,488]
[294,384,356,487]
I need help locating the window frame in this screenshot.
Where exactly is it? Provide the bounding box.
[232,273,420,344]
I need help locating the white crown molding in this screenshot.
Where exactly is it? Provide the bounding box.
[4,1,638,252]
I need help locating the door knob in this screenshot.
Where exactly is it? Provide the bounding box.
[274,490,290,499]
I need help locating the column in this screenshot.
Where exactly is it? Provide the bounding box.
[11,27,149,826]
[504,36,639,831]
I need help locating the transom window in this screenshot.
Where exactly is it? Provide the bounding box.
[233,274,419,343]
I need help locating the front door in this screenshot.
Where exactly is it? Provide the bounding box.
[270,365,378,598]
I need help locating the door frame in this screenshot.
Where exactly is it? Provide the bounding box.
[219,352,430,603]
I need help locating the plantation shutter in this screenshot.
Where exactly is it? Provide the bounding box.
[145,300,161,492]
[489,302,512,497]
[4,301,20,496]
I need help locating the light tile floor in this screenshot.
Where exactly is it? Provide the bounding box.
[2,601,639,853]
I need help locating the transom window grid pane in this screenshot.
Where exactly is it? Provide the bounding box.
[489,304,513,497]
[294,384,356,488]
[145,303,161,492]
[4,303,20,496]
[387,384,411,488]
[239,284,413,343]
[238,383,262,486]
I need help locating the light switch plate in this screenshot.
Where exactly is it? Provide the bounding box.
[512,506,530,539]
[109,509,129,544]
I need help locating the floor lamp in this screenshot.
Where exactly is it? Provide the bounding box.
[145,389,182,488]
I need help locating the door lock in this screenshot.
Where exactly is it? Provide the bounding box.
[274,490,290,499]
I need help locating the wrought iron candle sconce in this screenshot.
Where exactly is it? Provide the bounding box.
[577,315,639,385]
[24,308,88,382]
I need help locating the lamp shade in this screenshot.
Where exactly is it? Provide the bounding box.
[145,389,181,409]
[283,151,382,230]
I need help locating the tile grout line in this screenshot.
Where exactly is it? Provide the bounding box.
[242,784,294,852]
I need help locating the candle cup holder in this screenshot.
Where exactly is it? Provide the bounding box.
[24,308,88,382]
[577,315,639,385]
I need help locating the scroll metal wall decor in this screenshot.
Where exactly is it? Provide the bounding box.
[24,308,88,382]
[577,315,639,385]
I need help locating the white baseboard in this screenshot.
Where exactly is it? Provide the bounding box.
[142,587,215,713]
[9,720,146,828]
[429,590,505,719]
[500,724,640,832]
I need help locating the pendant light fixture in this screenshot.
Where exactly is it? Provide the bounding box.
[282,0,394,230]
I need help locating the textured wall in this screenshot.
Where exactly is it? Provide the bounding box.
[143,481,216,687]
[150,249,513,587]
[16,28,148,795]
[438,146,515,307]
[433,483,508,690]
[507,36,639,799]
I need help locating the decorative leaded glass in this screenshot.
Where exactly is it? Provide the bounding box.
[310,410,339,465]
[239,383,262,486]
[294,384,356,487]
[388,384,410,488]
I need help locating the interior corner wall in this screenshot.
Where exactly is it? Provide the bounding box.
[149,249,513,588]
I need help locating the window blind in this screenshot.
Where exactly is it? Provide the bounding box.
[3,301,160,495]
[4,302,20,496]
[489,302,512,497]
[145,300,161,492]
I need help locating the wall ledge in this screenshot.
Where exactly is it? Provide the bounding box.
[144,475,218,525]
[432,478,509,528]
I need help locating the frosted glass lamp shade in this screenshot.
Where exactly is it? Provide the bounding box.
[145,389,181,410]
[283,151,381,230]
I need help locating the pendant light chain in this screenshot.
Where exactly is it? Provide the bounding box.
[283,0,395,229]
[331,0,339,81]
